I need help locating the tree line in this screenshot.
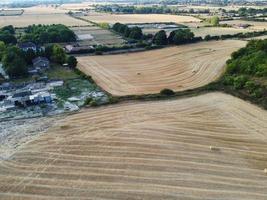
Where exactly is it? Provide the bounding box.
[222,39,267,102]
[20,24,77,44]
[95,4,210,15]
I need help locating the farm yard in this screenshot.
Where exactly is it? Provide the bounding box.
[81,13,201,24]
[0,6,88,28]
[0,92,267,199]
[78,40,246,96]
[71,26,125,46]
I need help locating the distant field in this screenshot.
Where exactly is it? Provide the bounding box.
[220,20,267,31]
[191,27,252,37]
[1,92,267,199]
[81,13,201,24]
[0,9,23,16]
[71,26,125,46]
[59,3,94,11]
[78,40,246,96]
[0,6,88,27]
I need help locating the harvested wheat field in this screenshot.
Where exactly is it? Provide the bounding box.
[0,92,267,200]
[0,6,88,28]
[81,13,201,24]
[78,40,246,96]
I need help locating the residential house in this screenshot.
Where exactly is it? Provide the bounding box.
[32,57,50,72]
[18,42,37,52]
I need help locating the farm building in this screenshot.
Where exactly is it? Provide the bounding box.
[65,45,94,53]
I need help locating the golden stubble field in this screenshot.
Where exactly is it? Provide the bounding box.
[78,40,246,96]
[81,12,201,24]
[0,92,267,200]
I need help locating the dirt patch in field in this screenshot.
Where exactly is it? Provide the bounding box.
[78,40,246,96]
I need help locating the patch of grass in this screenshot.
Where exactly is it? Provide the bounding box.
[45,65,80,80]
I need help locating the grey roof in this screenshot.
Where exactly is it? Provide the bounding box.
[12,91,32,98]
[32,57,49,64]
[18,42,36,49]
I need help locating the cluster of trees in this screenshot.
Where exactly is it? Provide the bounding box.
[237,7,267,17]
[20,24,77,44]
[153,29,197,45]
[0,25,17,45]
[0,43,77,78]
[223,39,267,99]
[113,23,143,40]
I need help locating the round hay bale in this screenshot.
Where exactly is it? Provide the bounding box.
[264,168,267,174]
[210,146,220,151]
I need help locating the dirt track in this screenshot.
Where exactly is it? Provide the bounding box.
[78,40,246,96]
[0,92,267,200]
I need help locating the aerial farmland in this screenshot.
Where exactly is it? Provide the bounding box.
[0,0,267,199]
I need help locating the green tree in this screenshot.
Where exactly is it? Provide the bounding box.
[210,16,219,26]
[2,46,27,78]
[67,56,78,68]
[23,49,36,65]
[51,45,66,64]
[129,27,143,40]
[169,29,194,44]
[0,41,6,60]
[153,30,168,45]
[1,25,15,34]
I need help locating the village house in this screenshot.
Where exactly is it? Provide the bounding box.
[32,57,50,71]
[18,42,37,52]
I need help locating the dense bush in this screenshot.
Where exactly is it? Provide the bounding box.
[0,25,17,45]
[160,88,175,96]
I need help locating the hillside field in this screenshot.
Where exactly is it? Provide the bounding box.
[78,40,246,96]
[0,92,266,199]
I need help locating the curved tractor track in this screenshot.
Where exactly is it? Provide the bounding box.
[78,40,246,96]
[0,92,267,200]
